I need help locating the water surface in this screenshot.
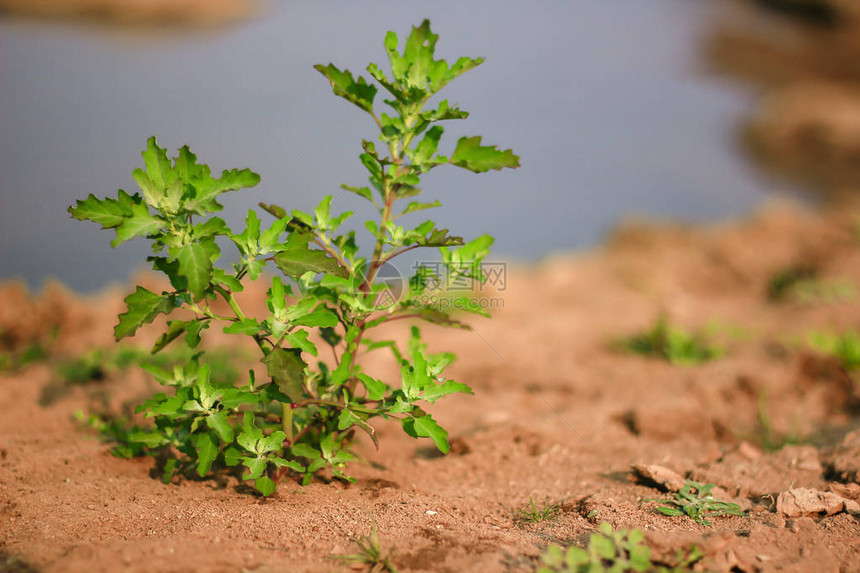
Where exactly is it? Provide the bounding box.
[0,1,803,292]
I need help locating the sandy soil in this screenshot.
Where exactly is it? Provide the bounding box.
[2,202,860,572]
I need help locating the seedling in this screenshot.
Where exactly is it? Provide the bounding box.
[767,267,854,305]
[649,480,744,526]
[68,20,519,495]
[333,524,398,573]
[614,315,722,366]
[516,497,561,525]
[538,522,651,573]
[807,330,860,374]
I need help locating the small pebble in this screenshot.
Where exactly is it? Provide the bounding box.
[425,510,437,515]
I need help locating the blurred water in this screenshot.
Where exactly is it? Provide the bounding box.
[0,1,808,292]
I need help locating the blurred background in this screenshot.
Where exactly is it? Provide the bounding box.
[1,0,855,292]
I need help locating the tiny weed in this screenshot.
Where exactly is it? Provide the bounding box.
[537,522,702,573]
[516,497,561,525]
[767,267,854,305]
[766,265,817,302]
[649,480,745,526]
[807,330,860,373]
[615,315,722,366]
[333,524,398,573]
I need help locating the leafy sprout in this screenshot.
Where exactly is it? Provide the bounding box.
[68,20,519,496]
[648,481,745,526]
[614,315,722,366]
[515,497,561,525]
[333,524,398,573]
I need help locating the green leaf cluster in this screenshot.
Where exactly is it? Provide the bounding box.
[538,523,702,573]
[614,315,723,366]
[649,481,745,526]
[68,20,518,496]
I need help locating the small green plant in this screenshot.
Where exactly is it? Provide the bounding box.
[333,524,398,573]
[537,522,702,573]
[68,20,519,495]
[516,497,561,525]
[807,330,860,374]
[55,345,240,386]
[767,267,854,305]
[615,315,722,366]
[649,481,745,526]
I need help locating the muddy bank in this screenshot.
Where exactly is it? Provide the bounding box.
[707,0,860,198]
[1,202,859,572]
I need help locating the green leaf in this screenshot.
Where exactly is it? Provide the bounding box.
[224,446,242,466]
[151,320,189,353]
[291,305,339,328]
[357,373,387,400]
[402,414,449,453]
[192,432,219,477]
[115,286,174,341]
[263,348,307,402]
[421,380,473,404]
[223,318,261,335]
[291,443,321,460]
[284,330,318,356]
[259,202,287,219]
[340,184,374,202]
[243,457,267,479]
[112,201,162,247]
[274,232,348,279]
[450,136,520,173]
[68,191,134,229]
[255,476,277,496]
[161,459,178,484]
[206,411,235,443]
[175,239,219,301]
[338,409,360,431]
[314,63,377,114]
[412,126,444,165]
[400,201,441,217]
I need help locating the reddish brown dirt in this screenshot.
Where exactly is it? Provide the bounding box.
[2,202,860,572]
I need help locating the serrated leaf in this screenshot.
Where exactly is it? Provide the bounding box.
[255,476,277,496]
[357,373,387,401]
[111,201,162,247]
[421,380,473,404]
[340,184,374,202]
[274,231,348,279]
[402,414,449,453]
[243,457,267,479]
[284,330,318,356]
[175,239,219,301]
[206,411,235,443]
[223,318,261,335]
[263,348,307,402]
[337,409,359,431]
[314,63,377,114]
[400,201,441,217]
[291,305,339,328]
[192,432,219,477]
[450,136,520,173]
[412,126,444,165]
[115,286,174,341]
[68,191,134,229]
[224,446,242,466]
